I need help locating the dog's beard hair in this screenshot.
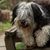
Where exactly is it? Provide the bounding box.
[14,2,37,46]
[35,25,50,47]
[15,14,36,46]
[16,24,35,46]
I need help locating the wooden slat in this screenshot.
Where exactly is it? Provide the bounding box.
[5,25,16,33]
[5,25,17,36]
[5,36,15,50]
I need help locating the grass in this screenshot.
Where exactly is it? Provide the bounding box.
[15,42,26,50]
[0,21,12,32]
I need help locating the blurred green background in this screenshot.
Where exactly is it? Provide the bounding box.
[0,0,27,49]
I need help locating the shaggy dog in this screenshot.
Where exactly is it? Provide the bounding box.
[11,2,50,47]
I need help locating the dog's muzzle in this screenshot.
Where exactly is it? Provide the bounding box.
[19,20,29,28]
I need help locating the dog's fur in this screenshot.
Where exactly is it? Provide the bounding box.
[35,25,50,47]
[11,2,50,47]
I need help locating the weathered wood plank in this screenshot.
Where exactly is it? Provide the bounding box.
[5,26,17,50]
[0,34,6,50]
[0,47,6,50]
[5,36,16,50]
[0,34,5,46]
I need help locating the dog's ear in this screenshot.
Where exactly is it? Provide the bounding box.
[31,4,42,16]
[11,4,18,24]
[31,3,45,25]
[31,4,42,22]
[31,3,48,27]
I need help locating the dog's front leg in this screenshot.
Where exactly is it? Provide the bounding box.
[35,25,50,47]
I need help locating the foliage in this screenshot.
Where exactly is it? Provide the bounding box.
[0,21,12,32]
[0,0,11,9]
[15,42,26,50]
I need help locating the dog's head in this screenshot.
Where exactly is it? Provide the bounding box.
[11,2,45,33]
[11,2,50,46]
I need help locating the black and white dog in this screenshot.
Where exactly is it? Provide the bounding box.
[11,2,50,47]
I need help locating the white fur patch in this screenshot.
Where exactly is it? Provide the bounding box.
[35,25,50,47]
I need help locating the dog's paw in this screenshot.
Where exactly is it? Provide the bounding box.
[35,25,50,47]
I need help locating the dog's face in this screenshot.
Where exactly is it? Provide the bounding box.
[12,2,45,30]
[13,2,38,33]
[12,2,45,46]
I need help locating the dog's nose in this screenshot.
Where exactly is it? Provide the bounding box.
[20,20,29,28]
[21,20,26,25]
